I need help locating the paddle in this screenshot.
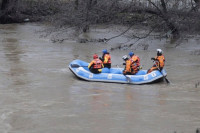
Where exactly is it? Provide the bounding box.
[70,64,88,68]
[124,75,131,83]
[163,74,170,84]
[153,61,170,84]
[116,65,131,83]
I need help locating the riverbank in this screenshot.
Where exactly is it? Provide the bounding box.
[48,23,200,53]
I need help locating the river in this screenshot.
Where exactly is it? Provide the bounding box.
[0,23,200,133]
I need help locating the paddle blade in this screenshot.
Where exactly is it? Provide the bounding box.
[124,75,131,83]
[164,76,170,84]
[126,77,131,83]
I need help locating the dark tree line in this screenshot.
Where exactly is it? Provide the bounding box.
[47,0,200,39]
[0,0,61,24]
[1,0,200,41]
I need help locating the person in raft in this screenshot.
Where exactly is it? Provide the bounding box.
[128,51,141,74]
[122,55,132,75]
[99,49,111,68]
[147,49,165,74]
[88,54,104,74]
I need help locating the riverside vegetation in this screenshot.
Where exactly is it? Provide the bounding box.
[0,0,200,44]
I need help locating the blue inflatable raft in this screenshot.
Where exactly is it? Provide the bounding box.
[69,59,167,84]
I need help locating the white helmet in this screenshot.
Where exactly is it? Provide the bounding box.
[157,49,163,54]
[122,55,128,60]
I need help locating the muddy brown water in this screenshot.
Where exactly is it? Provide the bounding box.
[0,23,200,133]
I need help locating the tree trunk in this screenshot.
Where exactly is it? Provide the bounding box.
[82,0,96,32]
[0,0,19,24]
[149,0,179,38]
[1,0,9,10]
[194,0,200,11]
[159,0,179,37]
[194,0,200,3]
[160,0,167,13]
[74,0,79,10]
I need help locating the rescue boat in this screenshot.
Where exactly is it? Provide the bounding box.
[68,59,167,84]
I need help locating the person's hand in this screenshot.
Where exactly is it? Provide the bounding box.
[151,57,155,60]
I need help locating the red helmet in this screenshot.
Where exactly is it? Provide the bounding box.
[93,54,98,59]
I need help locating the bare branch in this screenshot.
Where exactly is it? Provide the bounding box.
[147,0,163,15]
[105,25,133,42]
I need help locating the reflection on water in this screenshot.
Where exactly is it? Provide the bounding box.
[2,38,18,43]
[2,25,28,88]
[0,23,199,133]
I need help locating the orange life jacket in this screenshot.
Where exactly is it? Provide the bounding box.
[103,53,111,64]
[124,60,132,73]
[130,55,140,69]
[155,55,165,68]
[92,58,103,69]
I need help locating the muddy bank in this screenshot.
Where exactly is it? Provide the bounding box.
[54,24,200,52]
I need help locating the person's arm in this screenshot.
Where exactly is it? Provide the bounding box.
[103,55,108,63]
[101,63,104,68]
[99,57,103,61]
[88,61,94,69]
